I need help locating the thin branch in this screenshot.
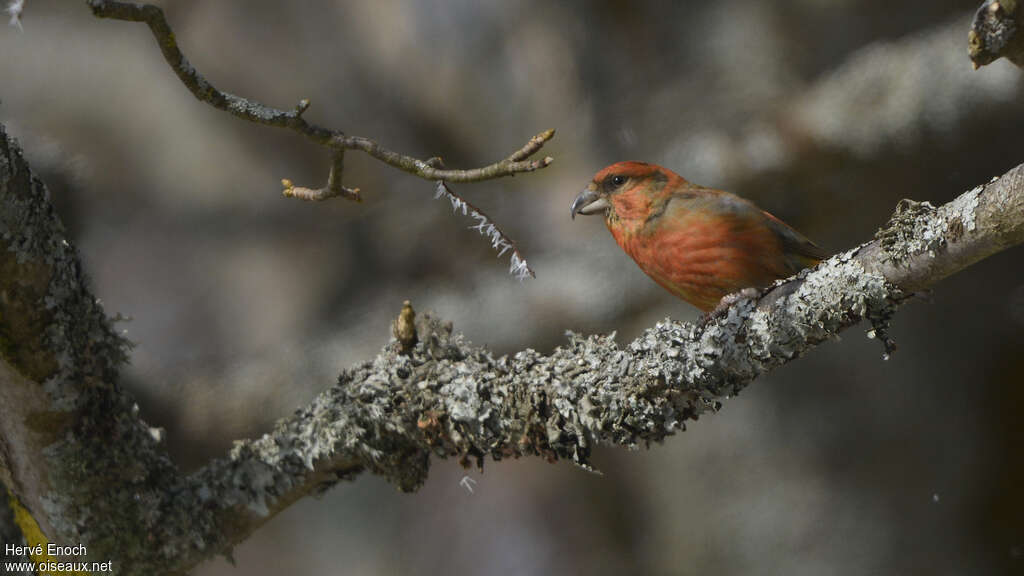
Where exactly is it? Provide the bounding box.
[434,182,535,280]
[282,150,362,202]
[84,0,555,190]
[338,129,555,183]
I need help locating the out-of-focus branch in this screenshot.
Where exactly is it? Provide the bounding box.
[676,14,1022,188]
[2,121,1022,574]
[5,0,24,31]
[969,0,1024,68]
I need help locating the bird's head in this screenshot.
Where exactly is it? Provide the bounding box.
[571,161,684,224]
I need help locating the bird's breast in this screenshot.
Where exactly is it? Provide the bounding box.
[609,213,787,311]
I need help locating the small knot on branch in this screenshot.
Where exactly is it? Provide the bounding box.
[281,178,362,202]
[393,300,418,354]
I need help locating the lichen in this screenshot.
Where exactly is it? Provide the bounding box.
[2,125,217,574]
[875,199,945,260]
[188,246,905,513]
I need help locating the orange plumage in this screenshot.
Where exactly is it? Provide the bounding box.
[571,161,825,312]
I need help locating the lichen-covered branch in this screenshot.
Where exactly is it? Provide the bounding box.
[433,182,535,280]
[969,0,1024,68]
[83,1,554,190]
[2,119,1022,573]
[184,163,1023,564]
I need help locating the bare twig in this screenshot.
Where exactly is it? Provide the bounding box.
[434,182,535,280]
[281,150,362,202]
[84,0,555,193]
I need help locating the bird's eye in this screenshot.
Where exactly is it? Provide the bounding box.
[612,175,626,186]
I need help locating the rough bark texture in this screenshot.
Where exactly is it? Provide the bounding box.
[970,0,1024,68]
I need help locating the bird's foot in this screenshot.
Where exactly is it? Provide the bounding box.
[700,288,760,328]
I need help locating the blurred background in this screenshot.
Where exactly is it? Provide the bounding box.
[2,0,1023,574]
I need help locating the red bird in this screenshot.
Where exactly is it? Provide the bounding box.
[571,161,825,312]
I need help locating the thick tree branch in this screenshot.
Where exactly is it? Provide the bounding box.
[177,163,1024,566]
[83,0,555,191]
[969,0,1024,68]
[2,121,1022,573]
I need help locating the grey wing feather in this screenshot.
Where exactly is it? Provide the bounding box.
[762,211,827,270]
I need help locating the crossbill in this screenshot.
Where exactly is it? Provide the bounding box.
[571,161,825,312]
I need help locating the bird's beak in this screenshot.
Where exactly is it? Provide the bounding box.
[570,186,610,220]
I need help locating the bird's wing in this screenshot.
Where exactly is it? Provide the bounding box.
[761,210,827,269]
[664,189,827,269]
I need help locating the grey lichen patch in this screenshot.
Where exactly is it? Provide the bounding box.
[689,249,902,378]
[799,252,901,357]
[197,312,712,496]
[965,184,984,229]
[949,185,983,235]
[868,183,1000,296]
[204,248,907,498]
[876,199,946,263]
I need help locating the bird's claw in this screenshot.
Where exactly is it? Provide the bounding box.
[700,288,760,328]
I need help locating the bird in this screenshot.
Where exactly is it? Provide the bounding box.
[570,161,825,312]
